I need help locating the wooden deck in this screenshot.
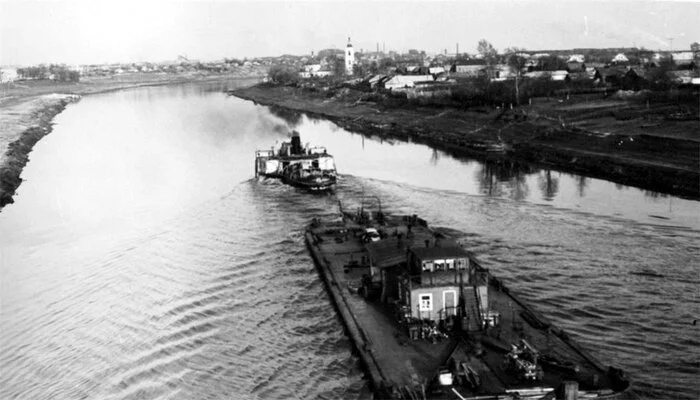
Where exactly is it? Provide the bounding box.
[306,225,458,398]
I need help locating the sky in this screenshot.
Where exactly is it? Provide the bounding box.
[1,0,699,66]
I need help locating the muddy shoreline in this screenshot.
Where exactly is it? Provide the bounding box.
[230,85,699,200]
[0,95,80,209]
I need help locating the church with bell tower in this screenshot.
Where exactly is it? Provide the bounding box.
[344,37,355,75]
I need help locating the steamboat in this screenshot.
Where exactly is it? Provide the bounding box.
[254,130,337,191]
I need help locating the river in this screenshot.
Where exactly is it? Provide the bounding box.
[0,81,698,400]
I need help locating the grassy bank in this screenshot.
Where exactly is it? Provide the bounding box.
[0,72,264,211]
[230,83,699,200]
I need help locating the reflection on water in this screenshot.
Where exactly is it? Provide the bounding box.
[268,109,697,229]
[0,83,698,400]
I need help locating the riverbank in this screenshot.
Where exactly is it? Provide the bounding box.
[0,72,263,211]
[230,84,699,200]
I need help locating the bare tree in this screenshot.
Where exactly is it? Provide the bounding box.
[504,47,528,105]
[477,39,498,65]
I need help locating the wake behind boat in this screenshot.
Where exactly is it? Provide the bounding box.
[254,130,337,191]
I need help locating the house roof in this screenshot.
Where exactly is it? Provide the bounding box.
[455,59,486,66]
[551,70,569,80]
[455,65,486,71]
[627,67,647,78]
[368,74,387,84]
[367,240,408,269]
[598,67,627,77]
[568,71,591,81]
[524,71,551,79]
[410,245,469,261]
[385,75,434,86]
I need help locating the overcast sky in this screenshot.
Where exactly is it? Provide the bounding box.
[1,0,698,66]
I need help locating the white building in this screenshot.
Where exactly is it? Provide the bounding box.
[384,75,433,90]
[345,37,355,75]
[612,53,629,63]
[0,67,18,83]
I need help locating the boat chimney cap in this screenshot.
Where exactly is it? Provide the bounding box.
[292,130,300,137]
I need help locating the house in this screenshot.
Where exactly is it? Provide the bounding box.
[368,74,388,89]
[523,71,551,80]
[667,70,694,85]
[429,66,445,75]
[453,59,486,76]
[611,53,629,64]
[314,70,333,78]
[671,51,694,65]
[585,62,606,70]
[489,64,516,81]
[675,60,696,71]
[595,67,627,85]
[303,64,322,73]
[383,75,434,90]
[407,81,454,99]
[568,71,592,82]
[566,62,586,72]
[0,67,18,83]
[399,244,487,326]
[622,67,646,89]
[550,70,569,81]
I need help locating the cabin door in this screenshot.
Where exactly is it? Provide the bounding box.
[443,290,457,317]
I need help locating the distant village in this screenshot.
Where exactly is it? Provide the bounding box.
[0,54,268,83]
[2,40,699,98]
[274,39,700,101]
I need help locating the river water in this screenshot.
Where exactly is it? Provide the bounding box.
[0,82,698,400]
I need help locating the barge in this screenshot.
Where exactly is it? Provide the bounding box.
[304,198,634,400]
[255,130,337,191]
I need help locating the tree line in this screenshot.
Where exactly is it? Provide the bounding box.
[17,65,80,82]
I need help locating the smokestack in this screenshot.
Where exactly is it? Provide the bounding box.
[456,42,459,56]
[291,130,302,155]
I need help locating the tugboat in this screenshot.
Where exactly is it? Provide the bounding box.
[255,130,337,191]
[304,198,634,400]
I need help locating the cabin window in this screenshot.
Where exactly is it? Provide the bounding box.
[419,294,432,311]
[422,260,433,272]
[434,259,445,271]
[446,259,455,270]
[456,258,467,270]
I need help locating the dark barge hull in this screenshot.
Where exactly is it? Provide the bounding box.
[304,214,634,400]
[282,176,336,192]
